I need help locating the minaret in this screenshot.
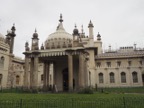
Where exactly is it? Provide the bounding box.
[72,24,79,47]
[88,20,94,46]
[31,29,39,50]
[10,24,16,54]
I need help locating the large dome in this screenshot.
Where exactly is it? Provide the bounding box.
[45,15,73,49]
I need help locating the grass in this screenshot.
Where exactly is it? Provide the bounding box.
[0,93,144,108]
[0,87,144,108]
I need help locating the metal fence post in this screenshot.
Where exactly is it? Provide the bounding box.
[20,99,22,108]
[123,97,126,108]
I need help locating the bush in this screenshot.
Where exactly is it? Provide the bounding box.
[78,87,94,94]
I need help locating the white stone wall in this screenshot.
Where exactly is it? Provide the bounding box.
[95,58,144,87]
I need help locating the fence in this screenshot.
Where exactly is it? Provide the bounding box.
[0,97,144,108]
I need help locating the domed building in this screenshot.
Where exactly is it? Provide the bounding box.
[23,14,144,92]
[23,14,102,91]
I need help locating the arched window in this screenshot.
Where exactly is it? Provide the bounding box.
[16,75,20,85]
[0,74,3,85]
[132,72,138,83]
[99,73,104,83]
[0,56,4,69]
[121,72,126,83]
[110,72,115,83]
[41,74,44,81]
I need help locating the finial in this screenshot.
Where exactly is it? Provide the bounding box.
[88,20,94,28]
[59,13,63,23]
[75,24,77,29]
[11,23,16,31]
[35,28,37,33]
[81,25,84,33]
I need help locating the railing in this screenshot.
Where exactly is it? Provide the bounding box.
[0,97,144,108]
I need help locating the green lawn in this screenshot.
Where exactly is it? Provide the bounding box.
[0,93,144,108]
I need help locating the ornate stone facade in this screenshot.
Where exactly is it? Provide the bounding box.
[0,25,24,88]
[23,14,144,92]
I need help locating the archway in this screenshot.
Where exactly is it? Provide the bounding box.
[62,68,68,91]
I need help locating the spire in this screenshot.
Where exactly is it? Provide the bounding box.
[57,14,65,31]
[73,24,79,36]
[33,28,38,38]
[59,13,63,23]
[81,25,84,34]
[88,20,94,28]
[97,32,101,41]
[35,28,37,33]
[11,23,16,32]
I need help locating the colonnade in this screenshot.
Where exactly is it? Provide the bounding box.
[24,52,88,91]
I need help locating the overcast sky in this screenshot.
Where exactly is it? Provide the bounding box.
[0,0,144,58]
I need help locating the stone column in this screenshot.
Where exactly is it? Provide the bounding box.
[68,54,73,91]
[46,63,50,89]
[33,56,39,89]
[24,55,29,88]
[79,53,85,89]
[30,58,34,89]
[43,62,47,90]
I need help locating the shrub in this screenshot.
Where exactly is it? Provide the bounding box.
[78,87,94,94]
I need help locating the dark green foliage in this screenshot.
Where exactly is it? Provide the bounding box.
[78,87,94,94]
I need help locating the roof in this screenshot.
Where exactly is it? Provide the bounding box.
[96,50,144,59]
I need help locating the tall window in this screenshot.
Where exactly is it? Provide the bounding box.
[107,62,111,67]
[128,61,132,66]
[98,73,103,83]
[41,74,44,81]
[121,72,126,83]
[16,75,20,85]
[117,61,121,67]
[0,74,2,85]
[110,72,115,83]
[0,56,4,69]
[97,62,101,67]
[132,72,138,83]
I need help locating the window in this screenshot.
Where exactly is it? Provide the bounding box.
[110,72,115,83]
[132,72,138,83]
[128,61,131,66]
[41,74,44,81]
[16,75,20,85]
[0,56,4,69]
[121,72,126,83]
[97,62,101,67]
[139,61,142,65]
[98,73,103,83]
[117,61,121,67]
[107,62,111,67]
[0,74,2,85]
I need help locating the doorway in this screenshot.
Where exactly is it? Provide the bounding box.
[62,68,68,91]
[142,74,144,86]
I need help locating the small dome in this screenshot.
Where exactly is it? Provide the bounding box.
[33,29,38,38]
[73,25,79,36]
[45,15,73,49]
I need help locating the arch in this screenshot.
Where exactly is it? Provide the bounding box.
[62,68,68,91]
[109,72,115,83]
[121,72,126,83]
[132,71,138,83]
[16,75,20,85]
[98,73,103,83]
[0,56,4,68]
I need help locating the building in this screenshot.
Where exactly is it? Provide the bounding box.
[0,25,24,88]
[23,14,144,92]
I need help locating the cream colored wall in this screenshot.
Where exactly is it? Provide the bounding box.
[0,39,10,87]
[95,58,143,87]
